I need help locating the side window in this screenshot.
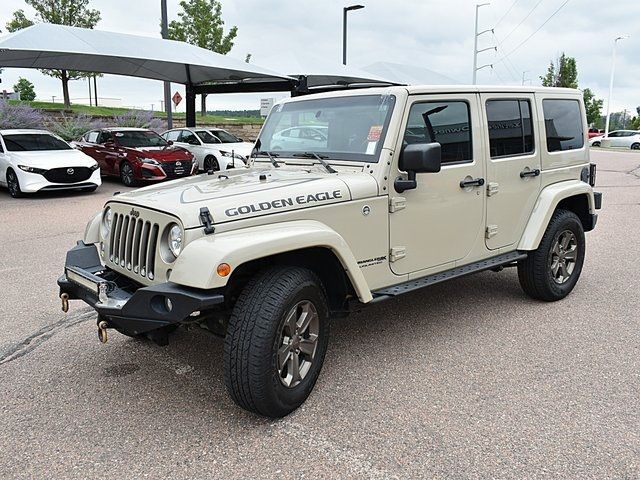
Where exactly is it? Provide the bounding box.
[486,99,534,158]
[542,99,584,152]
[86,131,99,143]
[179,130,199,145]
[404,101,472,164]
[165,130,180,142]
[98,131,113,144]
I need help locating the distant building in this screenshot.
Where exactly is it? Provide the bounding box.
[1,90,21,101]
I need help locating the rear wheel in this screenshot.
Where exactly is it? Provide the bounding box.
[6,169,23,198]
[518,209,585,301]
[119,161,137,187]
[204,156,219,172]
[224,266,330,417]
[592,141,601,147]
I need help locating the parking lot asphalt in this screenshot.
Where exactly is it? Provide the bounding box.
[1,150,638,479]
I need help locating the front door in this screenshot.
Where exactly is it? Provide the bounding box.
[389,94,486,275]
[481,94,541,250]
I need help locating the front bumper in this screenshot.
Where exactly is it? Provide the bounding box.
[19,169,101,193]
[57,242,224,336]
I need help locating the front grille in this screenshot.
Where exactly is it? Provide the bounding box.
[43,167,92,183]
[161,161,192,178]
[109,213,159,281]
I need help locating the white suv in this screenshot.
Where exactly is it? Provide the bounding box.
[161,128,246,172]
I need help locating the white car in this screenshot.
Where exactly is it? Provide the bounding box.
[270,125,328,152]
[592,130,640,149]
[205,128,255,159]
[0,129,101,198]
[161,128,247,172]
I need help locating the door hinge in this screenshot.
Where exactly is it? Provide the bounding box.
[487,182,499,197]
[390,246,406,262]
[389,197,406,213]
[486,225,498,239]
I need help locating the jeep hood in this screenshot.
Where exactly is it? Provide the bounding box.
[108,167,378,228]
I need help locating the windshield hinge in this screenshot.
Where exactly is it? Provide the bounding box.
[389,197,406,213]
[199,207,215,235]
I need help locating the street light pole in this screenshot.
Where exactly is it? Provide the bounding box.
[161,0,173,129]
[342,5,364,66]
[472,3,493,84]
[605,35,629,136]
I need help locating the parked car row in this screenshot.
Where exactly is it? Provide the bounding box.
[0,127,256,198]
[589,129,640,149]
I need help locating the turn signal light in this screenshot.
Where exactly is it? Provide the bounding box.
[217,263,231,277]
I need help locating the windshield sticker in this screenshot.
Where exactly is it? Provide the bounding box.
[115,133,124,137]
[367,125,383,142]
[366,142,377,155]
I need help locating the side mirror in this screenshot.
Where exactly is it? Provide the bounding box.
[395,142,441,193]
[237,138,243,142]
[167,140,174,145]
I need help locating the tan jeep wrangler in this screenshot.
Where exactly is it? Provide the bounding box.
[59,85,601,417]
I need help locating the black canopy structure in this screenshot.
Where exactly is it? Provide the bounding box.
[0,24,402,127]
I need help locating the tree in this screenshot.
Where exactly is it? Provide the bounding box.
[13,77,37,101]
[583,88,603,127]
[540,53,578,88]
[6,0,101,108]
[167,0,238,115]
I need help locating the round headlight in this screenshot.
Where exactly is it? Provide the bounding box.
[168,223,183,257]
[101,207,113,238]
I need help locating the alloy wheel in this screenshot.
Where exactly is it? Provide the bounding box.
[7,171,19,197]
[121,163,134,186]
[549,230,578,284]
[277,300,320,388]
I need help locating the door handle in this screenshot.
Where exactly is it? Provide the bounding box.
[520,168,540,178]
[459,177,485,188]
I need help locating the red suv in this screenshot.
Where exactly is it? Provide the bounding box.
[75,128,196,186]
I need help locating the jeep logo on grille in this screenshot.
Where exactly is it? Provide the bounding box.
[130,208,140,218]
[67,168,74,175]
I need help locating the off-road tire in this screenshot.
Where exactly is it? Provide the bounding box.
[224,266,330,417]
[6,169,23,198]
[518,209,585,301]
[204,156,219,172]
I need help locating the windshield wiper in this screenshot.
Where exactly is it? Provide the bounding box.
[292,152,337,174]
[255,150,281,168]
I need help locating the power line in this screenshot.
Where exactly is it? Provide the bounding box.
[498,0,571,61]
[494,0,521,29]
[497,0,545,46]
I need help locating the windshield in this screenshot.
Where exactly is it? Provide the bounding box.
[3,133,71,152]
[211,130,241,143]
[114,130,168,148]
[257,94,396,162]
[195,130,221,144]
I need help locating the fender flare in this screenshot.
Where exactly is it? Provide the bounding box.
[83,211,102,244]
[169,220,373,302]
[518,180,595,251]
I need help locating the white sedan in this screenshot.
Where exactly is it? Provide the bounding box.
[161,128,247,172]
[591,130,640,149]
[0,129,101,198]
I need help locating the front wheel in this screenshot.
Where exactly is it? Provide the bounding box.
[631,143,640,150]
[120,161,137,187]
[203,156,219,172]
[591,141,601,147]
[518,209,585,301]
[6,169,23,198]
[224,266,330,417]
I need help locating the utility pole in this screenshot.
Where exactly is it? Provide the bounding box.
[161,0,173,129]
[521,71,530,85]
[472,3,495,84]
[605,35,629,136]
[342,5,364,65]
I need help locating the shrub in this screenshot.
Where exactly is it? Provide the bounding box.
[0,101,44,129]
[112,110,166,132]
[49,114,105,142]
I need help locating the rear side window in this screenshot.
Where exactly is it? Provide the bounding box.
[542,99,584,152]
[486,99,534,158]
[86,131,99,143]
[164,130,181,142]
[404,101,473,164]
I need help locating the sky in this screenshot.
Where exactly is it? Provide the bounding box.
[0,0,639,116]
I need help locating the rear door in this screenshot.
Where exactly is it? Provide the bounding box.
[481,94,541,250]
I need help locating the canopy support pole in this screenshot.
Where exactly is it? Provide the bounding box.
[185,65,196,128]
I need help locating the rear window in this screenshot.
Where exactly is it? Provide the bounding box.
[542,99,584,152]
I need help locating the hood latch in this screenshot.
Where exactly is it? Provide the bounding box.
[199,207,215,235]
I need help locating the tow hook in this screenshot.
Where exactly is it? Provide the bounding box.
[98,320,109,344]
[61,293,69,313]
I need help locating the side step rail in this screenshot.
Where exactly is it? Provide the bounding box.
[371,251,528,301]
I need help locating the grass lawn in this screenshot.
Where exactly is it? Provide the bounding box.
[8,100,264,125]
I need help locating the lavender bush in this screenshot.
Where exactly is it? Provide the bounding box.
[0,101,44,129]
[112,110,166,132]
[49,114,105,142]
